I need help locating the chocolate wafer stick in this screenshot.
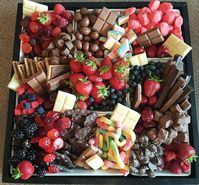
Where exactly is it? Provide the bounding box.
[163,60,174,79]
[29,59,37,75]
[24,58,31,77]
[26,76,44,95]
[12,61,21,81]
[175,84,193,104]
[17,64,26,83]
[160,87,183,112]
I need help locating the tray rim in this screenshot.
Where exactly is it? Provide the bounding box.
[2,1,199,184]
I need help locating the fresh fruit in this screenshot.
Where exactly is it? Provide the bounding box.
[48,166,60,173]
[51,27,61,37]
[133,47,145,55]
[44,153,56,163]
[47,129,59,140]
[83,59,97,75]
[99,65,112,80]
[180,161,191,173]
[159,2,173,14]
[77,100,87,110]
[39,137,52,149]
[169,161,182,174]
[70,52,85,73]
[146,46,157,58]
[164,150,176,162]
[19,33,30,43]
[22,42,32,54]
[102,56,112,66]
[141,107,154,123]
[53,138,64,150]
[12,161,34,180]
[144,75,161,97]
[75,78,93,96]
[54,4,65,15]
[38,12,52,26]
[113,59,129,79]
[62,10,73,22]
[31,11,39,21]
[110,77,126,91]
[56,117,71,131]
[88,73,103,83]
[157,45,169,58]
[91,82,109,104]
[29,21,39,33]
[148,95,157,106]
[69,73,85,85]
[141,95,148,104]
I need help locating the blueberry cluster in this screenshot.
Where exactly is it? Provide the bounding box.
[88,88,128,111]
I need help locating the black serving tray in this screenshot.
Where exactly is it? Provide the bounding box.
[2,1,199,184]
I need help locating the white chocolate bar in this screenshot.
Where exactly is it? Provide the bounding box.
[7,74,20,91]
[86,154,104,170]
[128,52,148,66]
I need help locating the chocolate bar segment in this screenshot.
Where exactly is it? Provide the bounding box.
[47,65,70,80]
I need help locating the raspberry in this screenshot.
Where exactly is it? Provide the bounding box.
[148,10,162,23]
[29,21,39,33]
[159,2,173,13]
[129,14,137,20]
[139,7,151,14]
[47,129,59,140]
[174,16,183,28]
[19,33,30,43]
[52,27,61,37]
[33,45,41,56]
[138,12,149,26]
[54,4,65,15]
[22,42,32,54]
[39,137,52,149]
[148,0,160,11]
[134,123,144,134]
[164,150,176,162]
[128,19,140,30]
[125,7,136,15]
[141,26,147,33]
[56,117,71,132]
[53,138,64,150]
[163,12,176,25]
[48,166,60,173]
[169,161,182,174]
[141,107,154,123]
[146,46,157,58]
[77,100,87,110]
[134,47,145,55]
[45,146,55,153]
[180,161,191,173]
[171,28,182,36]
[62,10,73,23]
[44,153,56,163]
[146,22,156,30]
[58,18,68,27]
[132,40,138,46]
[158,22,169,36]
[148,95,157,106]
[31,11,39,21]
[143,121,155,128]
[141,95,148,104]
[157,45,169,57]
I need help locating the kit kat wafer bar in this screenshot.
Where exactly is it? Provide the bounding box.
[12,61,21,81]
[24,58,32,78]
[26,76,44,95]
[17,64,27,83]
[29,58,38,75]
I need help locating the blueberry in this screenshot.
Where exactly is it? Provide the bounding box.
[116,91,123,96]
[133,70,139,76]
[155,69,160,75]
[102,101,107,106]
[149,65,156,71]
[117,97,123,102]
[149,61,155,65]
[111,93,117,99]
[89,97,94,103]
[110,100,116,105]
[131,81,137,87]
[140,66,144,71]
[124,88,130,93]
[110,88,115,93]
[146,70,152,75]
[129,75,135,80]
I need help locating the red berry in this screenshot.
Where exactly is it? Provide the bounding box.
[143,121,155,128]
[62,10,73,22]
[33,45,42,56]
[58,17,68,27]
[19,33,30,43]
[31,11,39,21]
[159,2,173,14]
[141,95,148,104]
[39,137,52,149]
[77,100,87,110]
[148,95,157,106]
[54,4,65,15]
[169,161,182,174]
[134,123,144,134]
[56,117,71,132]
[44,153,56,163]
[53,137,64,150]
[21,42,32,54]
[141,107,154,123]
[157,45,169,58]
[134,47,145,55]
[51,27,61,37]
[47,129,59,140]
[48,166,60,173]
[164,150,176,162]
[146,46,157,58]
[180,161,191,173]
[29,21,39,33]
[45,146,55,153]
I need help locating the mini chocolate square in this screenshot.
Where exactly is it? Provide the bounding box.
[107,12,118,25]
[141,40,152,47]
[151,36,164,45]
[100,22,113,36]
[99,7,111,20]
[148,28,161,38]
[93,18,104,32]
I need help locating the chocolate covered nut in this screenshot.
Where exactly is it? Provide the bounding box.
[100,22,112,36]
[172,123,188,132]
[147,128,158,141]
[90,31,99,40]
[75,32,83,40]
[80,7,89,16]
[80,17,90,27]
[83,42,89,51]
[80,27,91,36]
[159,115,173,129]
[84,51,92,57]
[170,104,184,116]
[83,36,92,42]
[52,48,60,57]
[180,99,191,111]
[74,12,82,22]
[95,50,104,58]
[177,132,189,142]
[175,115,191,125]
[92,9,99,15]
[89,15,97,26]
[158,128,169,141]
[55,39,65,49]
[168,128,178,139]
[154,111,163,122]
[75,40,83,50]
[66,23,73,33]
[90,43,99,52]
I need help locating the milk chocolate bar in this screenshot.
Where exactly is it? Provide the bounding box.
[47,65,70,80]
[175,84,193,104]
[26,76,44,95]
[137,28,164,48]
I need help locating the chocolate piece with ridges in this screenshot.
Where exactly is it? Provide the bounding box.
[12,61,21,81]
[133,84,142,109]
[92,17,104,32]
[154,111,163,122]
[24,58,32,77]
[180,99,191,111]
[107,12,118,25]
[99,7,111,20]
[17,64,26,83]
[47,65,70,80]
[158,115,173,129]
[26,76,44,95]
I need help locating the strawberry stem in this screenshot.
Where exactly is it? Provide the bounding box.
[38,13,50,24]
[149,73,162,82]
[115,63,128,75]
[74,51,85,62]
[86,60,97,69]
[12,168,21,179]
[186,155,198,163]
[96,85,109,98]
[99,66,110,74]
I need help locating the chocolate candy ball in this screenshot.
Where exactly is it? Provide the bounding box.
[80,7,89,16]
[83,41,89,51]
[83,36,91,42]
[80,17,90,27]
[89,15,97,26]
[84,51,92,57]
[90,43,99,52]
[75,40,82,50]
[95,50,104,58]
[90,31,99,40]
[80,27,91,36]
[74,12,82,22]
[75,31,83,40]
[147,128,158,141]
[92,9,99,15]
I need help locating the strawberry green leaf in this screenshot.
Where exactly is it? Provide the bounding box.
[148,73,163,82]
[76,94,87,101]
[99,66,110,74]
[96,85,109,98]
[38,13,50,24]
[86,60,97,69]
[74,51,85,62]
[186,155,198,163]
[115,63,129,75]
[12,168,22,180]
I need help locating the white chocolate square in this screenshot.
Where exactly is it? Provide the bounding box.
[114,103,129,115]
[123,117,137,130]
[36,4,48,12]
[64,93,76,105]
[129,55,140,66]
[23,8,33,16]
[110,112,125,123]
[55,91,68,103]
[53,102,63,112]
[139,52,148,66]
[86,154,104,170]
[127,109,141,121]
[61,104,73,112]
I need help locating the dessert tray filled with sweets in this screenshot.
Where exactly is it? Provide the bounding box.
[2,0,199,184]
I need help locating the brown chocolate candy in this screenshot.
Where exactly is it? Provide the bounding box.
[90,31,99,40]
[154,111,163,122]
[95,50,104,58]
[55,39,65,49]
[168,128,178,139]
[177,132,189,142]
[83,41,89,51]
[80,17,90,27]
[147,128,158,141]
[89,15,97,26]
[180,99,191,111]
[159,115,173,129]
[75,40,83,50]
[50,56,60,65]
[80,7,89,16]
[84,51,92,57]
[90,43,99,52]
[74,12,82,21]
[75,31,83,40]
[83,36,92,42]
[80,27,91,36]
[158,128,169,141]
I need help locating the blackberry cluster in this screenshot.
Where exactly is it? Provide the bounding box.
[88,88,128,111]
[34,162,48,177]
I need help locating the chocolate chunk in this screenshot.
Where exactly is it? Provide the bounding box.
[172,123,188,132]
[177,132,189,142]
[106,11,118,25]
[42,50,49,57]
[159,115,173,129]
[158,128,169,141]
[170,104,184,118]
[168,128,178,139]
[93,17,104,32]
[164,138,173,145]
[61,47,70,56]
[52,48,60,57]
[99,7,111,20]
[154,111,163,122]
[26,76,44,95]
[50,56,60,65]
[47,42,55,50]
[66,23,74,33]
[152,138,164,145]
[61,33,71,41]
[180,99,191,111]
[174,114,191,125]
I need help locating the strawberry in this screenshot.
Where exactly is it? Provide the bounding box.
[169,161,182,174]
[77,100,87,110]
[76,94,88,101]
[51,27,61,37]
[39,137,52,149]
[148,95,157,106]
[69,73,84,85]
[173,142,198,162]
[38,12,52,26]
[102,56,112,66]
[113,59,129,79]
[31,11,39,21]
[54,4,65,15]
[88,73,103,83]
[44,153,56,163]
[48,166,60,173]
[99,65,112,80]
[91,82,109,104]
[180,161,191,173]
[141,107,154,123]
[109,77,126,90]
[141,95,148,104]
[12,161,34,180]
[83,59,97,75]
[75,78,93,96]
[70,52,85,73]
[164,150,176,162]
[144,75,161,97]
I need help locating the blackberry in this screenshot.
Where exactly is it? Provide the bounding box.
[23,121,38,138]
[111,93,117,99]
[22,140,31,149]
[26,150,36,162]
[116,91,122,96]
[15,148,27,159]
[35,163,47,177]
[11,129,24,141]
[9,156,21,167]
